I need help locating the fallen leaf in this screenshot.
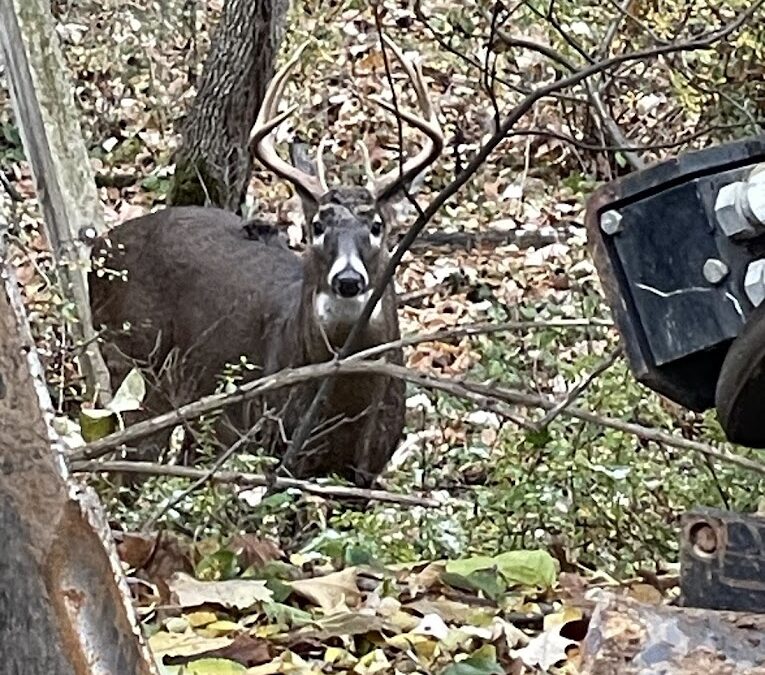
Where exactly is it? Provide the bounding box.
[169,572,272,611]
[514,625,576,671]
[229,535,283,571]
[412,613,449,641]
[287,567,360,611]
[149,631,233,660]
[162,658,245,674]
[163,633,272,667]
[440,644,505,675]
[445,550,557,589]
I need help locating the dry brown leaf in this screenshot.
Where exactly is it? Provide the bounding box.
[287,567,360,611]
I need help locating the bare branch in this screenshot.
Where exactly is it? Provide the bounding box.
[70,460,440,508]
[534,347,622,430]
[141,420,265,532]
[70,318,613,461]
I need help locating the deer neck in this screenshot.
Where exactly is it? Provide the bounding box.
[298,275,390,362]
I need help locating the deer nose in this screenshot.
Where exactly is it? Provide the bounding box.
[332,270,365,298]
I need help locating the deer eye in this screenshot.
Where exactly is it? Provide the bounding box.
[312,219,325,237]
[370,215,383,237]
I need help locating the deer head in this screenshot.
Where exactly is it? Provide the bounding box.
[249,38,443,336]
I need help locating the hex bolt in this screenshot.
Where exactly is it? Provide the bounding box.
[702,258,729,285]
[600,210,623,235]
[715,182,755,239]
[744,259,765,307]
[715,163,765,239]
[747,164,765,226]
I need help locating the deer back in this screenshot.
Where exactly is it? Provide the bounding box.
[91,207,303,401]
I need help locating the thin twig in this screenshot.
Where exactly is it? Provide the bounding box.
[534,347,622,430]
[71,460,440,508]
[0,170,22,202]
[72,356,765,480]
[141,421,264,532]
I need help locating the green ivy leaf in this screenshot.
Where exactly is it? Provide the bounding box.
[440,645,504,675]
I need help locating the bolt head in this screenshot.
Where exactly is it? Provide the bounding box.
[746,180,765,226]
[716,182,756,239]
[703,258,729,284]
[744,259,765,307]
[749,163,765,185]
[600,210,623,235]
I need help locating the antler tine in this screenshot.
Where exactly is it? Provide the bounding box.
[250,42,324,201]
[369,36,444,201]
[356,141,376,194]
[316,135,331,193]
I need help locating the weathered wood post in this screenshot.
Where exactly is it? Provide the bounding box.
[0,0,112,403]
[0,230,156,672]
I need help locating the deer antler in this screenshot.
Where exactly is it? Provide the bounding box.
[250,42,326,202]
[367,36,444,201]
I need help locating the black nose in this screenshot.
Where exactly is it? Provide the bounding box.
[332,271,365,298]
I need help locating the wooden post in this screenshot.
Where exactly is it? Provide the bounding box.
[0,226,156,672]
[0,0,112,403]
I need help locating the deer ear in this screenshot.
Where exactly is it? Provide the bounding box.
[289,141,318,175]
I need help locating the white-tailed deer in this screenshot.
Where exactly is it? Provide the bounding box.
[90,38,443,486]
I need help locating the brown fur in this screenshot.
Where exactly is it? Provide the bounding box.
[90,205,405,486]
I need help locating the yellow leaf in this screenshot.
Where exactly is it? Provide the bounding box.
[148,630,232,659]
[201,620,242,637]
[542,606,583,632]
[186,611,218,628]
[324,646,357,666]
[353,649,390,674]
[245,657,283,675]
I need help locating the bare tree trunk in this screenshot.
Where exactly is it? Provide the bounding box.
[168,0,289,212]
[0,241,156,672]
[0,0,113,405]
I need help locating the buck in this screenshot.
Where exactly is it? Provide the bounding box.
[89,38,443,486]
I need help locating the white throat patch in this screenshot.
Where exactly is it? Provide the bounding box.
[314,289,384,330]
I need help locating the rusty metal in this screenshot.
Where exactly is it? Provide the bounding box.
[0,255,156,672]
[581,591,765,674]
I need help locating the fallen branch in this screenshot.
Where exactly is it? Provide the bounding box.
[70,460,440,508]
[70,319,614,461]
[71,354,765,480]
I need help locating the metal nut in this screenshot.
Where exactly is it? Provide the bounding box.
[746,176,765,226]
[702,258,729,284]
[600,210,623,235]
[715,182,756,239]
[744,259,765,307]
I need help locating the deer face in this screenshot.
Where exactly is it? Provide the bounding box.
[309,187,387,329]
[250,37,443,334]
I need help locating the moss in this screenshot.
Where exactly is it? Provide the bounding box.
[168,158,224,208]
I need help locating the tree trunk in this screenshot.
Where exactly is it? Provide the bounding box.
[0,242,155,671]
[0,0,113,405]
[168,0,289,212]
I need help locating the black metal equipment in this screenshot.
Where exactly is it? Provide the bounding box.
[680,508,765,612]
[586,135,765,445]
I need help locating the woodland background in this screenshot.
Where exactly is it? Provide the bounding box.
[1,0,764,672]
